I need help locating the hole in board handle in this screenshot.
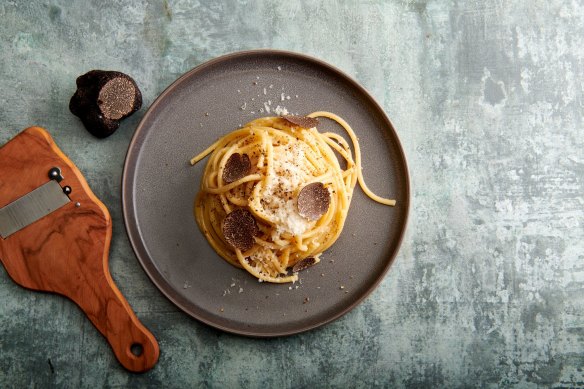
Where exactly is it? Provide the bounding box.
[130,343,144,357]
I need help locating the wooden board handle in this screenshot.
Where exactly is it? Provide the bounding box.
[69,244,159,372]
[0,127,159,372]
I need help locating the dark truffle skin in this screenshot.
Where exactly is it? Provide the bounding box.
[69,70,142,138]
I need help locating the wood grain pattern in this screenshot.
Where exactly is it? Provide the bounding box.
[0,127,159,373]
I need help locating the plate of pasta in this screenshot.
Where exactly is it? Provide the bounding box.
[122,50,409,336]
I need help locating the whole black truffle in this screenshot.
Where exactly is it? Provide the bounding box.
[69,70,142,138]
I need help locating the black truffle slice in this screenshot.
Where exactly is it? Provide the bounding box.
[69,70,142,138]
[292,257,317,273]
[297,182,331,220]
[283,115,319,128]
[222,208,259,252]
[223,153,251,184]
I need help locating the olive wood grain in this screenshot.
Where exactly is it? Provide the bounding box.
[0,127,159,372]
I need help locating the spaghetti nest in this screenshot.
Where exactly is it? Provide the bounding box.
[190,112,395,283]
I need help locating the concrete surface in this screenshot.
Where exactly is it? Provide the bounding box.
[1,0,583,387]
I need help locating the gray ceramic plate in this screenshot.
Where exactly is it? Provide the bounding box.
[122,50,409,337]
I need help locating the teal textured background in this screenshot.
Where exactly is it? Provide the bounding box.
[1,0,583,387]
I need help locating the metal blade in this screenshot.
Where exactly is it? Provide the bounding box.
[0,180,70,238]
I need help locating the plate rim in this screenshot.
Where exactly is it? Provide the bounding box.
[121,49,411,337]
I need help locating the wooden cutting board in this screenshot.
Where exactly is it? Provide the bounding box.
[0,127,159,372]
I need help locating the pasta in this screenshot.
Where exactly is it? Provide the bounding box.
[190,112,395,283]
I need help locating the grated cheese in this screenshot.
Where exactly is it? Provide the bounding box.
[259,145,310,236]
[273,105,289,115]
